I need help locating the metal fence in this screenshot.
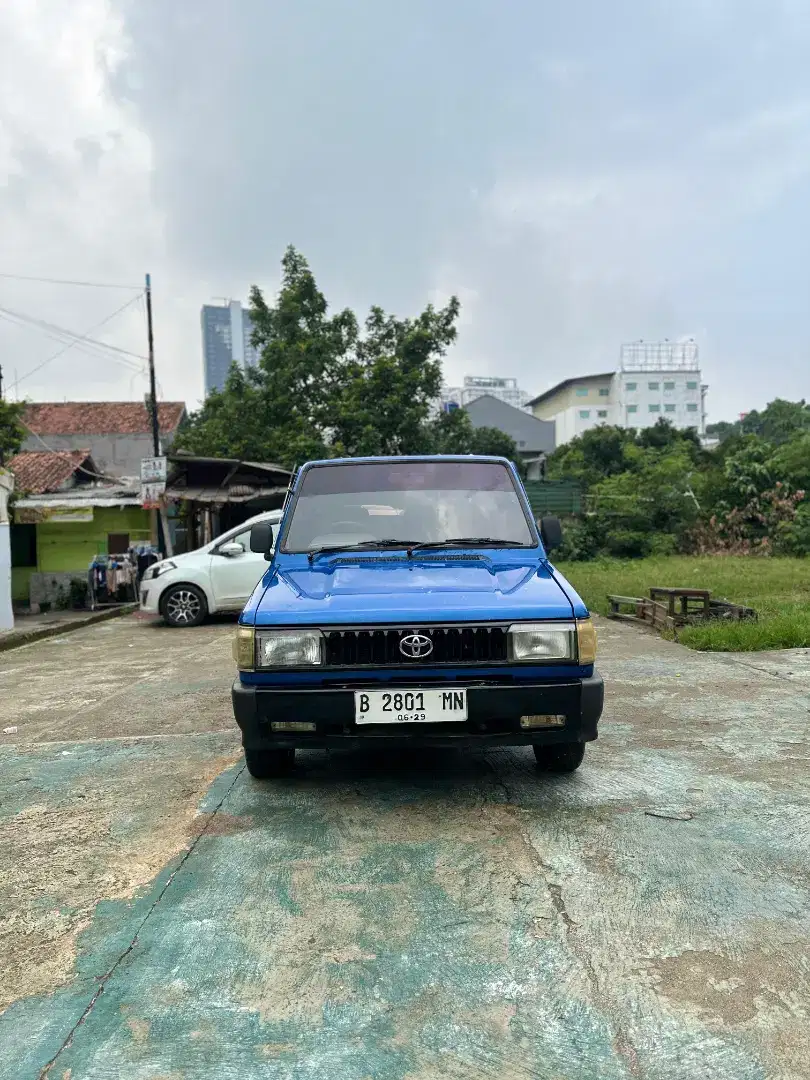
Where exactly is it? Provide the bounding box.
[524,480,583,517]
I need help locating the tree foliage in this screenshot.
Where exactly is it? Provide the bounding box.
[0,399,26,464]
[178,247,517,467]
[552,414,810,560]
[707,399,810,446]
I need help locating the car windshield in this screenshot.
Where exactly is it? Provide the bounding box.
[282,461,535,553]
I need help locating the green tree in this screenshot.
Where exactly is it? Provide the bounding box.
[636,416,702,459]
[326,299,459,457]
[0,399,26,464]
[769,432,810,492]
[546,425,636,490]
[741,399,810,445]
[588,444,702,557]
[178,247,460,468]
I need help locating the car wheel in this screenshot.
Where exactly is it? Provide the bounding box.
[533,741,585,773]
[161,584,208,628]
[244,747,295,779]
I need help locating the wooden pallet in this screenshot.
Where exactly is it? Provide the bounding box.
[607,587,757,631]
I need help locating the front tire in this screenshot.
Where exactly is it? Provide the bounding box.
[533,741,585,774]
[161,584,207,628]
[245,747,295,779]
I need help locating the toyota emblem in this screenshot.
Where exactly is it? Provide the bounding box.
[399,632,433,659]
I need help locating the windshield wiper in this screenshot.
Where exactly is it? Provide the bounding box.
[409,537,528,551]
[306,539,421,562]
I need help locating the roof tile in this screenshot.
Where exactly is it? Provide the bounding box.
[23,401,186,436]
[8,450,94,495]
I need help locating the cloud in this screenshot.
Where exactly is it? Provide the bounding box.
[2,0,810,423]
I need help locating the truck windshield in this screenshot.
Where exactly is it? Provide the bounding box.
[282,460,536,553]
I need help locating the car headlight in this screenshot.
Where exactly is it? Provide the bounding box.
[508,618,597,663]
[235,628,324,669]
[143,559,176,581]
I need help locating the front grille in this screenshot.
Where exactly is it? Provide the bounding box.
[324,625,508,667]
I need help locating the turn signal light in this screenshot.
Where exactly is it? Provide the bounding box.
[234,626,255,670]
[271,721,316,732]
[576,618,597,664]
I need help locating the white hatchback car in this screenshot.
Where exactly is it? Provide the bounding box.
[139,510,283,627]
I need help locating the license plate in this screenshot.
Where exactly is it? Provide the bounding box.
[354,688,468,725]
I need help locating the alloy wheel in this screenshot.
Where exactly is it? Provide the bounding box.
[166,589,202,626]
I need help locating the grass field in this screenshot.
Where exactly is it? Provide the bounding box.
[556,556,810,652]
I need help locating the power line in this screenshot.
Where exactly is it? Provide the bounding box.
[0,306,148,370]
[13,294,145,388]
[0,271,142,290]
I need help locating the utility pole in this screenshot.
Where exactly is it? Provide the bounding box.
[145,274,159,457]
[144,274,167,556]
[0,361,11,630]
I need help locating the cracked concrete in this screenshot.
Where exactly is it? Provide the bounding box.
[0,614,809,1079]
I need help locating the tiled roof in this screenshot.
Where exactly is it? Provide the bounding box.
[23,401,186,436]
[7,450,94,495]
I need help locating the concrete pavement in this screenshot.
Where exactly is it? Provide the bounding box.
[0,614,809,1079]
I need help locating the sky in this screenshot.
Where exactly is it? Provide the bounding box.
[1,0,809,424]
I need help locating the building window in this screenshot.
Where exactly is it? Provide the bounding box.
[625,382,637,391]
[664,381,675,390]
[664,404,676,413]
[518,440,525,447]
[687,403,698,412]
[649,403,660,412]
[575,388,589,397]
[627,404,638,414]
[579,410,590,419]
[598,388,609,397]
[597,410,607,418]
[686,380,698,390]
[648,381,660,390]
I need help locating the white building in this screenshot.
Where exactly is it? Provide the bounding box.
[527,341,707,447]
[440,376,530,412]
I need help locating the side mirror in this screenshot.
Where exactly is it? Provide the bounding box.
[219,541,245,558]
[539,515,563,551]
[250,522,275,560]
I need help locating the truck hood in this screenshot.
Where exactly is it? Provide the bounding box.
[248,556,577,625]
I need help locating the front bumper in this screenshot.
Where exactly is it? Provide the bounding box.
[232,674,604,750]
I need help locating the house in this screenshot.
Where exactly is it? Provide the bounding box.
[8,449,152,610]
[20,401,187,478]
[463,394,555,478]
[527,345,707,447]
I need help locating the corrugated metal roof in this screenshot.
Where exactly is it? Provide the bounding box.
[164,485,287,504]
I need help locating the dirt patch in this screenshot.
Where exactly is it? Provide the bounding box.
[652,946,810,1025]
[0,749,239,1012]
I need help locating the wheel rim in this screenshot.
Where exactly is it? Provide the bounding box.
[166,589,201,624]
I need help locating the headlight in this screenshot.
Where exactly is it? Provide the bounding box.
[256,629,323,667]
[509,622,576,661]
[508,619,597,663]
[143,559,176,581]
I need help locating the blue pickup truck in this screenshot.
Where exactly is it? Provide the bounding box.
[232,456,602,778]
